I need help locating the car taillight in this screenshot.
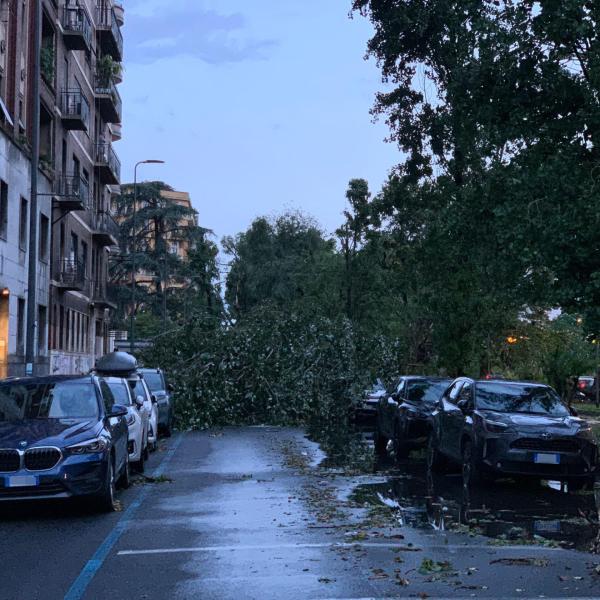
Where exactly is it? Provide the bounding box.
[578,382,587,390]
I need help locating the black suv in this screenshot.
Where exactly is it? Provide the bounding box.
[375,376,451,458]
[428,378,598,490]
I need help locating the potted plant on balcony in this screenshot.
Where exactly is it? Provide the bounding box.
[97,55,121,89]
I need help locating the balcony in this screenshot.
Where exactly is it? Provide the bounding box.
[96,4,123,61]
[95,142,121,185]
[54,174,90,212]
[94,74,122,123]
[61,6,92,51]
[92,211,120,247]
[61,89,90,131]
[54,258,86,292]
[92,279,117,310]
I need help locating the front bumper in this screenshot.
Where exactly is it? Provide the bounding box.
[480,435,597,480]
[0,453,109,501]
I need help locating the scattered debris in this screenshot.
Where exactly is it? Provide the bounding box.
[491,558,550,567]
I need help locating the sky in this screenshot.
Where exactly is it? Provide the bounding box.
[119,0,400,241]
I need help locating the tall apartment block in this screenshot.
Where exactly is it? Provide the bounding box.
[0,0,124,377]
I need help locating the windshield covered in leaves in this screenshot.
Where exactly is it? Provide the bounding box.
[406,380,451,404]
[475,383,569,416]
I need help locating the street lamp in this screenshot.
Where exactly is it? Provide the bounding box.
[130,159,165,354]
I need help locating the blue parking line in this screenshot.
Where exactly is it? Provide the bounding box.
[64,434,184,600]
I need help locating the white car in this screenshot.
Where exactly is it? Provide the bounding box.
[103,377,150,472]
[131,376,159,452]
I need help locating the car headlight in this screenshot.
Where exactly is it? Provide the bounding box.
[67,438,108,455]
[482,419,510,433]
[126,412,136,426]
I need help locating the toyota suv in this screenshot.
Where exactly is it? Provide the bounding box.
[428,378,598,490]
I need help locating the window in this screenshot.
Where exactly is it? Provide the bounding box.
[18,197,27,250]
[39,214,49,262]
[0,180,7,239]
[99,380,115,413]
[16,298,25,355]
[38,305,47,355]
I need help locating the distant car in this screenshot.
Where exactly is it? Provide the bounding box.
[375,376,451,458]
[139,368,174,436]
[576,376,595,402]
[428,378,598,490]
[355,378,387,420]
[0,375,130,511]
[103,377,150,472]
[95,352,159,452]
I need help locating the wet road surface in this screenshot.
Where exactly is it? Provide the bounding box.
[0,427,599,599]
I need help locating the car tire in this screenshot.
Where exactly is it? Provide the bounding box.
[374,429,388,456]
[462,440,484,487]
[427,436,448,473]
[118,454,131,489]
[164,415,173,438]
[393,423,409,460]
[95,458,117,512]
[135,448,146,474]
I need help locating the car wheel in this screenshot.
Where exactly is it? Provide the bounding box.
[462,440,484,488]
[118,453,131,489]
[164,416,173,438]
[95,458,117,512]
[393,423,409,460]
[427,436,448,473]
[135,447,146,473]
[374,429,388,456]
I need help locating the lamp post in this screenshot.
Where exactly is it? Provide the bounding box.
[130,160,165,354]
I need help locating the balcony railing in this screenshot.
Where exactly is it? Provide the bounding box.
[96,4,123,61]
[61,89,90,130]
[95,142,121,184]
[61,6,93,51]
[55,258,86,291]
[93,211,120,247]
[94,73,122,123]
[92,279,118,309]
[55,174,90,211]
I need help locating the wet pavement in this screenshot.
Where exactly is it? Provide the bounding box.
[0,427,600,599]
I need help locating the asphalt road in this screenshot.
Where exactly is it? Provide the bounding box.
[1,427,599,599]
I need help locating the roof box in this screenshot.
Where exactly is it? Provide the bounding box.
[95,351,138,375]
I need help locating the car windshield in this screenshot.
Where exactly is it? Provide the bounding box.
[407,380,451,404]
[142,372,164,392]
[0,381,99,421]
[106,381,132,406]
[476,383,569,416]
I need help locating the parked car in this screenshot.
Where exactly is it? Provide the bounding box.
[103,377,150,472]
[355,378,387,420]
[0,375,130,511]
[139,368,174,436]
[375,376,451,458]
[428,378,598,490]
[95,352,159,452]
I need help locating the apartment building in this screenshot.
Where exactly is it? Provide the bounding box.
[41,0,124,374]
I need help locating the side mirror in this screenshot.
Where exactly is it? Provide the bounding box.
[151,394,158,404]
[167,383,174,392]
[570,407,579,417]
[457,399,470,413]
[111,405,128,418]
[135,395,145,408]
[388,395,398,406]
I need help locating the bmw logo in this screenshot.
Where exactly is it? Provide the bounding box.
[19,441,27,449]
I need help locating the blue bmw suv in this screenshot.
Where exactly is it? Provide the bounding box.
[0,375,130,511]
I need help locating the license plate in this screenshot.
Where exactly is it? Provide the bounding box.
[6,475,38,488]
[534,453,560,465]
[534,520,561,533]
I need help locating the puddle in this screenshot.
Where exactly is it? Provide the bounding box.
[350,459,600,551]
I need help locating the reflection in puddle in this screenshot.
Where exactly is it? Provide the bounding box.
[350,459,600,552]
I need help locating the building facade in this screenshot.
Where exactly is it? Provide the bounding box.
[44,0,124,374]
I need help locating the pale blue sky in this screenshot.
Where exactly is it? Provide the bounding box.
[119,0,399,239]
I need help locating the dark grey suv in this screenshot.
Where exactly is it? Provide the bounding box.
[428,378,598,490]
